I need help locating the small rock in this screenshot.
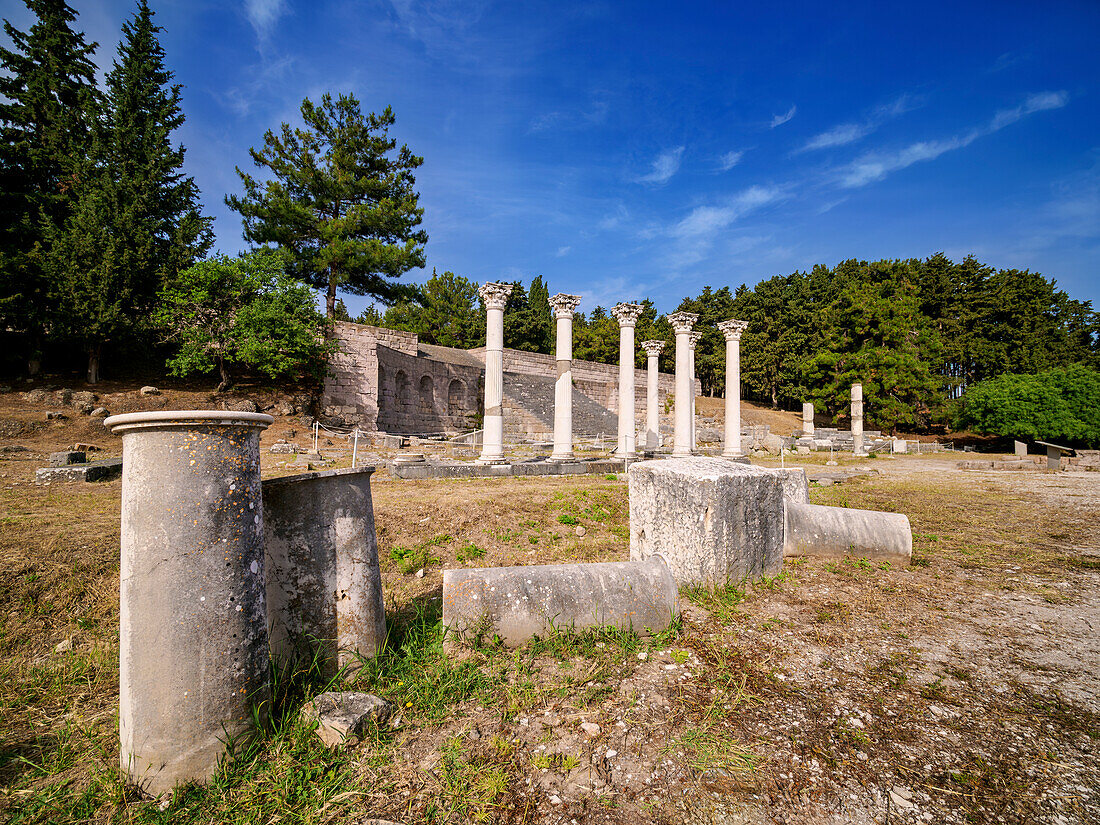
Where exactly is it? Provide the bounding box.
[21,389,47,403]
[54,639,72,653]
[275,401,295,416]
[45,411,67,420]
[55,389,73,405]
[605,749,617,758]
[225,399,259,413]
[269,442,299,454]
[637,651,647,660]
[575,525,586,537]
[90,407,109,418]
[549,795,562,805]
[300,691,393,747]
[140,386,160,396]
[580,722,601,736]
[890,789,914,809]
[415,568,425,578]
[0,445,28,453]
[70,390,97,409]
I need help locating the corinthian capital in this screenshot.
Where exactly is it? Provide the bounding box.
[549,292,582,319]
[688,330,703,349]
[717,318,749,341]
[611,302,644,327]
[478,281,514,310]
[641,340,665,357]
[667,311,699,334]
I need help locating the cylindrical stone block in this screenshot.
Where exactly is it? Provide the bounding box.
[442,557,679,647]
[612,303,642,459]
[105,410,274,796]
[262,467,385,680]
[668,312,698,458]
[802,402,814,436]
[783,501,912,564]
[550,293,581,461]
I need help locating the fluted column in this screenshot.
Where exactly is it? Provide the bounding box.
[611,303,643,459]
[668,312,698,457]
[549,293,582,461]
[851,383,865,457]
[641,340,665,453]
[478,282,513,464]
[688,330,702,451]
[718,319,748,457]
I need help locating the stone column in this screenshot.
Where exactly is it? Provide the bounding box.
[802,402,815,436]
[549,292,582,461]
[104,410,274,796]
[718,319,748,457]
[688,330,702,451]
[641,341,665,453]
[478,282,513,464]
[611,302,643,459]
[851,382,865,456]
[668,311,698,457]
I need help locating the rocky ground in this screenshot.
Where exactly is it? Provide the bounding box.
[0,380,1096,824]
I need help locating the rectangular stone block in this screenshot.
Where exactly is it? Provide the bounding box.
[629,457,784,585]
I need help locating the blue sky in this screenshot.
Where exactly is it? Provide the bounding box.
[5,0,1099,315]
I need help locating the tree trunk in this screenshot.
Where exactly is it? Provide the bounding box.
[27,335,41,376]
[326,273,337,319]
[216,357,232,394]
[87,344,102,384]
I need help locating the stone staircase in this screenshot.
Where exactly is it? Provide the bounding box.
[501,372,618,441]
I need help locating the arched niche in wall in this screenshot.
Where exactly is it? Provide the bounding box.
[395,370,410,407]
[447,379,465,416]
[418,375,434,415]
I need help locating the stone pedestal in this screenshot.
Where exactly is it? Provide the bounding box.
[443,557,679,648]
[629,457,785,585]
[611,303,643,458]
[668,312,698,457]
[718,319,748,457]
[478,282,513,464]
[851,383,865,456]
[802,402,814,436]
[104,410,274,796]
[550,293,582,461]
[262,467,385,680]
[641,341,665,452]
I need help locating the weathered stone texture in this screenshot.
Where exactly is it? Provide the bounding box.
[105,410,273,796]
[262,467,385,680]
[784,501,912,564]
[629,457,785,585]
[300,692,393,747]
[442,557,679,647]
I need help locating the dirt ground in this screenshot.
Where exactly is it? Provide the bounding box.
[0,381,1097,825]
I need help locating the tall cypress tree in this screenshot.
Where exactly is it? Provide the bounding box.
[49,0,211,382]
[0,0,97,372]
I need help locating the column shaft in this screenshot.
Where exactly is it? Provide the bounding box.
[478,282,513,464]
[673,331,692,456]
[646,354,659,451]
[723,336,742,456]
[550,293,581,461]
[851,383,864,456]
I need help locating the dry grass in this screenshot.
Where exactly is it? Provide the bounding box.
[1,384,1098,824]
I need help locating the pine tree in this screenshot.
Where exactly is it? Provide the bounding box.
[0,0,97,372]
[49,0,211,383]
[227,93,427,318]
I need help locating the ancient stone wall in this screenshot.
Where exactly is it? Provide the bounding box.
[323,321,697,438]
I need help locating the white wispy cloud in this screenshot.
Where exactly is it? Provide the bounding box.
[797,94,918,154]
[636,146,685,185]
[556,245,572,257]
[718,149,745,171]
[669,185,786,239]
[245,0,287,39]
[595,204,629,232]
[801,123,867,152]
[770,105,797,128]
[836,91,1069,188]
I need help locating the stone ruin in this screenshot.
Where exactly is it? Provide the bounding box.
[104,405,913,796]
